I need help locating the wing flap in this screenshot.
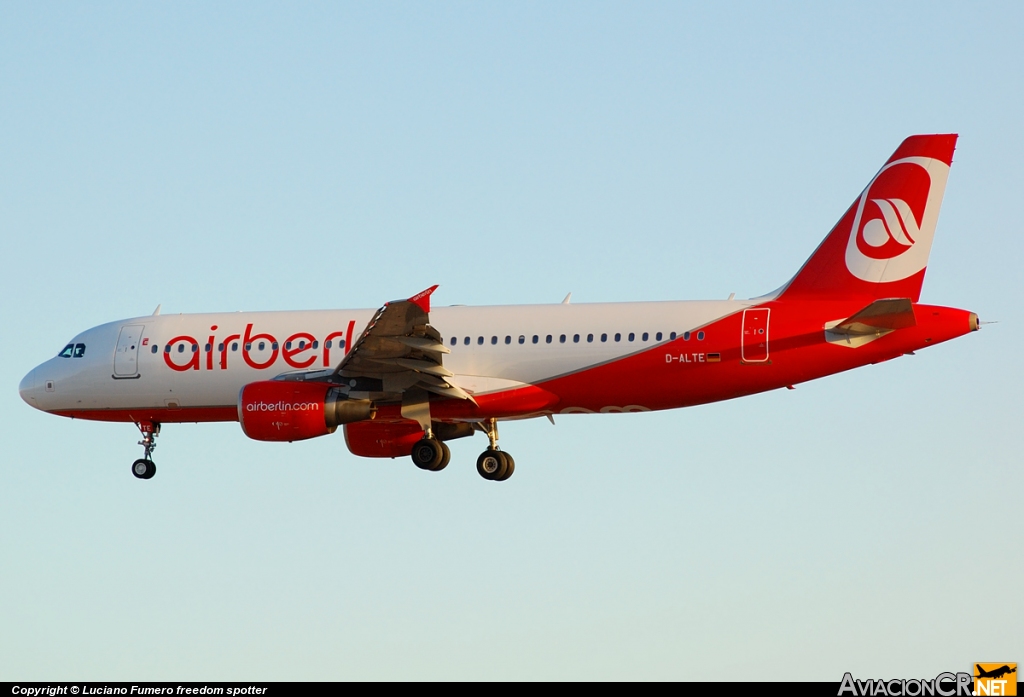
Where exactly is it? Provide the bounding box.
[282,285,474,405]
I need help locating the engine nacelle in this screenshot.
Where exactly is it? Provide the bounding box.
[239,381,374,442]
[344,420,425,458]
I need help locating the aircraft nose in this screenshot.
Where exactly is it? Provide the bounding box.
[19,366,41,409]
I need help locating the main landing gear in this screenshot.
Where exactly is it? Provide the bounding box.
[410,436,451,472]
[132,422,159,480]
[408,418,515,481]
[476,419,514,482]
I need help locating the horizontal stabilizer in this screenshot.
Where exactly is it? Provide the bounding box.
[824,298,916,348]
[831,298,916,336]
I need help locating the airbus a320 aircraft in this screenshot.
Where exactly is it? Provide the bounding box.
[20,134,979,482]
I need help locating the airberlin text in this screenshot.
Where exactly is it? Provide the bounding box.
[162,321,355,373]
[245,401,320,413]
[838,672,973,697]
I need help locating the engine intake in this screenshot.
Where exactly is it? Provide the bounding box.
[239,381,375,442]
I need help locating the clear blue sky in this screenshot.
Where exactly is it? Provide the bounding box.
[1,1,1020,680]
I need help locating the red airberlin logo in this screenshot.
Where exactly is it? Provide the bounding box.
[857,196,920,258]
[162,321,355,372]
[845,156,950,283]
[854,162,929,261]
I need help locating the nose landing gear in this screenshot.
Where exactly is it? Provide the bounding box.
[132,422,159,480]
[476,419,514,482]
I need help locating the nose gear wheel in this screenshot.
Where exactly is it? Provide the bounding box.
[132,458,156,479]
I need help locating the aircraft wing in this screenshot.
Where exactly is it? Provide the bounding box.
[326,286,475,403]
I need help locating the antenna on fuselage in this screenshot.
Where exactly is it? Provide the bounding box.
[562,293,572,305]
[152,304,162,316]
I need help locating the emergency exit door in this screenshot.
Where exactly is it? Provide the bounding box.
[113,324,144,377]
[741,309,770,363]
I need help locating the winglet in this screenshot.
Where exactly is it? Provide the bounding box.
[408,285,439,313]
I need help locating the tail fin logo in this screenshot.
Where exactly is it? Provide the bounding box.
[845,157,950,284]
[860,197,918,255]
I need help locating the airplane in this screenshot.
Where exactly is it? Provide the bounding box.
[19,134,980,482]
[975,665,1016,680]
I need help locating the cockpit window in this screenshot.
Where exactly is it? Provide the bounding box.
[58,344,74,358]
[73,343,86,358]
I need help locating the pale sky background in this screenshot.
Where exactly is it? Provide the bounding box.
[1,2,1021,681]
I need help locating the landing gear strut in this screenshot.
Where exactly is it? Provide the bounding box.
[132,422,159,480]
[476,418,514,481]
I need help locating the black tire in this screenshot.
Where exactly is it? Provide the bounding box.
[411,438,443,471]
[132,458,155,480]
[433,441,451,471]
[476,449,507,480]
[497,452,515,481]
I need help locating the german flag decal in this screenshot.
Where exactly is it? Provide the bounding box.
[707,353,721,363]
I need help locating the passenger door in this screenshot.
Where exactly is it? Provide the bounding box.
[113,325,144,377]
[741,309,770,363]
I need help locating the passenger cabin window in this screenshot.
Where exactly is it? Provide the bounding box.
[546,335,552,344]
[532,335,539,344]
[491,336,497,345]
[573,334,580,343]
[559,334,566,343]
[505,336,511,345]
[642,332,649,341]
[151,345,159,354]
[450,337,457,346]
[614,333,621,342]
[656,332,663,341]
[58,344,74,358]
[628,332,635,342]
[587,334,594,343]
[601,333,607,342]
[697,331,705,340]
[464,337,470,346]
[72,343,86,358]
[519,335,525,344]
[477,336,484,345]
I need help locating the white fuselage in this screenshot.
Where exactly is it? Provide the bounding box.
[20,300,752,416]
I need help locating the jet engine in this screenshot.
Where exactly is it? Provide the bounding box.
[238,381,375,442]
[343,420,425,458]
[343,420,474,458]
